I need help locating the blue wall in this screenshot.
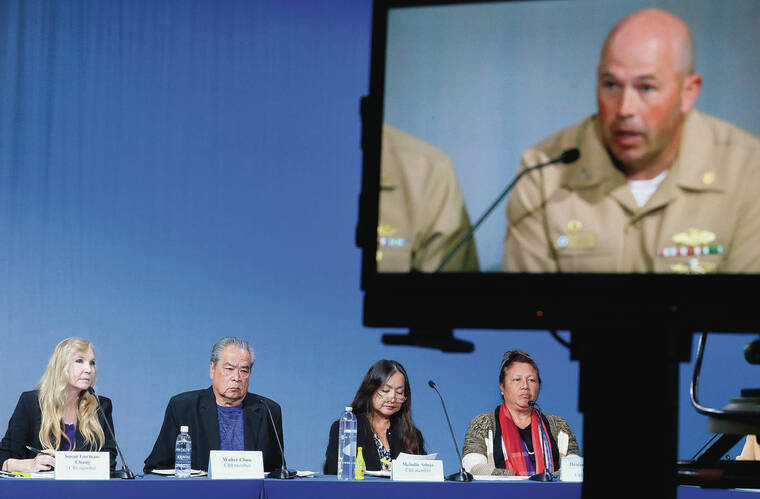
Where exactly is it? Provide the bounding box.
[0,0,756,475]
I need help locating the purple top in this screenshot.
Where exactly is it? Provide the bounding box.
[63,424,76,451]
[216,404,244,451]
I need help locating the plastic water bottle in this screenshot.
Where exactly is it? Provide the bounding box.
[337,407,357,480]
[175,425,191,478]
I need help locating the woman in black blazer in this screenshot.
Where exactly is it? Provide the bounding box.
[0,338,117,472]
[324,359,425,474]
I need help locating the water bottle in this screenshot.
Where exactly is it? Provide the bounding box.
[337,407,357,480]
[175,425,191,478]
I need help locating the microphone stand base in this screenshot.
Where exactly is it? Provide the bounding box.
[528,471,553,482]
[111,468,136,479]
[267,468,297,479]
[445,470,473,482]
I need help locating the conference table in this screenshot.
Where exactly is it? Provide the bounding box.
[1,475,759,499]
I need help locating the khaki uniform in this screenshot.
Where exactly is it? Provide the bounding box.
[503,110,760,273]
[378,124,479,272]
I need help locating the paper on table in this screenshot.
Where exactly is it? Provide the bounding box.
[395,452,438,460]
[29,471,55,478]
[365,470,391,478]
[150,469,207,477]
[0,470,54,479]
[295,470,317,477]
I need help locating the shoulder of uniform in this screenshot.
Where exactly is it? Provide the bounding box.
[383,123,454,168]
[524,116,594,162]
[690,110,760,150]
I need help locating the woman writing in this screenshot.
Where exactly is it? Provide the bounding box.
[324,359,425,473]
[462,349,580,476]
[0,337,117,472]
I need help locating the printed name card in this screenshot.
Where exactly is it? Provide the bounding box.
[54,451,109,480]
[391,459,444,482]
[208,450,264,479]
[559,455,583,482]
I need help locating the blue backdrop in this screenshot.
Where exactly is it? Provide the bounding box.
[0,0,757,475]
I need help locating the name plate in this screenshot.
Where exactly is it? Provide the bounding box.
[55,451,109,480]
[559,455,583,482]
[391,459,444,482]
[208,450,264,479]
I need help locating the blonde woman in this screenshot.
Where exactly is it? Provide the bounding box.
[0,338,117,472]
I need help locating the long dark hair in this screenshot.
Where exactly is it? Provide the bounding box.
[350,359,425,455]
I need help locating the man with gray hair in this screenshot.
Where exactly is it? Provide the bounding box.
[503,8,760,274]
[144,337,284,473]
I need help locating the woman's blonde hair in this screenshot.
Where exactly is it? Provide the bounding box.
[36,338,105,451]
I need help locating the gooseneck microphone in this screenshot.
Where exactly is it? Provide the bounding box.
[527,400,553,482]
[428,380,473,482]
[87,387,135,479]
[435,148,581,272]
[261,399,296,479]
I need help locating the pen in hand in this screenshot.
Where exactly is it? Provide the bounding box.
[25,445,45,455]
[25,445,55,470]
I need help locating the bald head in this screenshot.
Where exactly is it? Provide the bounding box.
[595,8,702,179]
[601,9,695,76]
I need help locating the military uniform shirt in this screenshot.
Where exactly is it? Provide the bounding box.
[378,124,479,273]
[503,110,760,274]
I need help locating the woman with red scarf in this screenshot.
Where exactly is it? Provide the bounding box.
[461,350,580,477]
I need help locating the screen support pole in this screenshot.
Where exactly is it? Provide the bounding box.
[571,328,692,499]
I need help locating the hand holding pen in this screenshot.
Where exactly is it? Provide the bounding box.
[25,445,55,472]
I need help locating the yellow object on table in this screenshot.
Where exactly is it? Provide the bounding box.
[355,447,366,480]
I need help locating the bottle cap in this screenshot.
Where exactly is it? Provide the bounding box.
[345,407,352,412]
[180,425,189,432]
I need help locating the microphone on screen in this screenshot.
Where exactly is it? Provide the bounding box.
[428,380,473,482]
[435,148,581,272]
[261,398,296,479]
[87,387,135,479]
[527,400,553,482]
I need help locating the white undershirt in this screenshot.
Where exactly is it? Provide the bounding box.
[628,170,668,207]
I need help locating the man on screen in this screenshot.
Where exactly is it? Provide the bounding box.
[378,124,479,272]
[503,8,760,274]
[143,337,284,473]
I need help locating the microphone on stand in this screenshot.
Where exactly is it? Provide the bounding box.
[435,148,581,272]
[527,400,553,482]
[428,380,473,482]
[261,399,296,479]
[87,387,135,479]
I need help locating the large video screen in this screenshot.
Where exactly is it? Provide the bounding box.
[375,0,760,275]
